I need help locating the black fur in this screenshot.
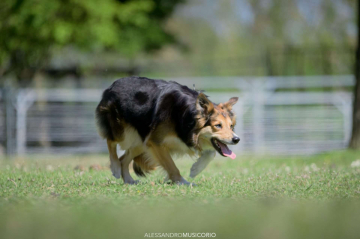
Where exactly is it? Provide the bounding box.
[133,161,146,177]
[95,76,200,146]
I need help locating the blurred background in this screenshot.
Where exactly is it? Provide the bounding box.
[0,0,357,156]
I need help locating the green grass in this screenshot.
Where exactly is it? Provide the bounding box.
[1,151,360,239]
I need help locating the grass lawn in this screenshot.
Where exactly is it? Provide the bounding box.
[1,150,360,239]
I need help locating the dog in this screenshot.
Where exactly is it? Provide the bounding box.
[95,76,239,185]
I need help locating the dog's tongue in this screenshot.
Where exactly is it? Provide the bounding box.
[218,141,236,159]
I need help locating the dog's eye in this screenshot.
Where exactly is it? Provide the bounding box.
[215,124,222,129]
[231,125,234,129]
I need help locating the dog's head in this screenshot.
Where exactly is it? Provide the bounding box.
[195,93,239,159]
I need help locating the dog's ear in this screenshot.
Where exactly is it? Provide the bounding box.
[196,93,214,115]
[224,97,238,110]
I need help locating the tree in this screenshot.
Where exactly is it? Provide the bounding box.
[0,0,184,86]
[349,0,360,149]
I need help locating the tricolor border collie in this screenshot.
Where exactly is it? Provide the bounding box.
[96,76,239,185]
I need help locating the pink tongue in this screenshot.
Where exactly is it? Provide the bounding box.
[218,141,236,159]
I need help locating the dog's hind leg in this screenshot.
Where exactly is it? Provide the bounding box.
[120,148,142,184]
[190,150,216,178]
[107,140,121,179]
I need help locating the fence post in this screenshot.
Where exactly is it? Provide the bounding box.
[343,102,352,146]
[4,82,15,156]
[15,90,35,156]
[252,80,265,153]
[236,98,244,154]
[340,94,352,146]
[333,93,353,146]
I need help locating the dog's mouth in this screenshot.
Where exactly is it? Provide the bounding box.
[211,138,236,160]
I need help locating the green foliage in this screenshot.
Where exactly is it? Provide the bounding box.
[150,0,356,77]
[0,0,184,84]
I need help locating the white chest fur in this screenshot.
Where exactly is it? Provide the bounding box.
[162,136,198,158]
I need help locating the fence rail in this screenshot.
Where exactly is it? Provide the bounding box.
[0,75,355,156]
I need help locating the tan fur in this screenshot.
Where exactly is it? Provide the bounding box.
[107,139,121,179]
[207,109,234,144]
[120,146,143,184]
[133,153,157,173]
[117,125,143,150]
[193,95,238,149]
[145,139,183,182]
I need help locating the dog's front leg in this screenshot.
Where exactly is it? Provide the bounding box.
[190,150,216,178]
[146,140,192,185]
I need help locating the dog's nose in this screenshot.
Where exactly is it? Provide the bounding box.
[232,137,240,144]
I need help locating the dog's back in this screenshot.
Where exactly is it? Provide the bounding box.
[96,76,199,147]
[96,76,162,142]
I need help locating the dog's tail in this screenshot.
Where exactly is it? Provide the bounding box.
[133,154,156,177]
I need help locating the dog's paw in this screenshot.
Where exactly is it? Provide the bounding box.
[110,162,121,179]
[124,179,140,185]
[175,177,196,186]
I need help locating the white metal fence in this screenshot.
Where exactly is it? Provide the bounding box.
[0,75,354,156]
